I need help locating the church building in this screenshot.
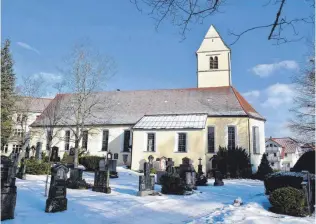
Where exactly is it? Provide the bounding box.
[30,25,266,172]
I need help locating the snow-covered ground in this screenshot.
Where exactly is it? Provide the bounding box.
[5,167,315,224]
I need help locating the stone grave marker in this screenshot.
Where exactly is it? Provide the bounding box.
[137,162,156,196]
[35,142,42,161]
[16,158,26,180]
[107,158,118,179]
[25,146,30,159]
[50,146,59,162]
[66,148,75,168]
[214,170,224,186]
[45,164,69,213]
[1,156,17,221]
[92,158,111,193]
[148,155,154,170]
[179,157,196,190]
[196,158,207,186]
[166,158,175,173]
[156,156,167,184]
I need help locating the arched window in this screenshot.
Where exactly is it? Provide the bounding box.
[214,56,218,69]
[209,57,214,69]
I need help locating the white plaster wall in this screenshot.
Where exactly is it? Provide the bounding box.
[30,125,133,166]
[249,118,265,172]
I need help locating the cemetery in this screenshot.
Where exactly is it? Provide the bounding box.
[0,152,314,223]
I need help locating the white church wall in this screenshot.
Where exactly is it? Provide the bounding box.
[249,118,265,172]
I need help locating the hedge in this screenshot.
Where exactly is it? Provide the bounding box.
[160,173,186,195]
[25,159,51,175]
[264,171,315,206]
[269,187,307,217]
[79,156,104,171]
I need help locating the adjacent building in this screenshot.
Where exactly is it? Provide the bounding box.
[1,97,52,156]
[265,137,302,171]
[30,25,266,172]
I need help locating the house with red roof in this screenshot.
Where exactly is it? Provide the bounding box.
[265,137,302,171]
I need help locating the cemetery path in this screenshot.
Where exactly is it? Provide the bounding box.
[6,167,315,224]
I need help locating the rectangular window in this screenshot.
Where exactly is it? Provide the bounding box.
[285,153,288,157]
[46,130,52,150]
[177,133,187,152]
[102,130,109,151]
[65,130,70,151]
[114,153,118,159]
[123,130,131,152]
[228,126,236,150]
[147,133,155,152]
[207,127,215,153]
[12,145,22,153]
[274,153,277,157]
[13,129,23,137]
[82,130,88,150]
[252,126,260,154]
[2,144,8,153]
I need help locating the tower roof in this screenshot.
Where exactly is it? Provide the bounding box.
[197,25,230,53]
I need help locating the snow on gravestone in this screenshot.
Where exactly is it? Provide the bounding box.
[45,164,69,213]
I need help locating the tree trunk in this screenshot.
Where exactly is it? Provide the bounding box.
[44,144,52,197]
[74,139,79,168]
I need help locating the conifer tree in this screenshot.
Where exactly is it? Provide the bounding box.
[1,39,16,148]
[255,153,273,180]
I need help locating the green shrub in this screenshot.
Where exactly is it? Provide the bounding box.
[25,159,51,175]
[216,146,252,178]
[264,171,315,206]
[254,153,273,180]
[150,168,156,174]
[160,173,186,195]
[269,187,307,216]
[79,156,103,171]
[291,151,315,174]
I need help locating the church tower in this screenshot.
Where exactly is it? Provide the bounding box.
[197,25,232,88]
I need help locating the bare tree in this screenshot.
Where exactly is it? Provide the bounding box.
[289,49,315,143]
[60,44,116,168]
[131,0,314,44]
[14,75,45,157]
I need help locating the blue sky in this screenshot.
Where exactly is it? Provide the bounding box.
[2,0,314,138]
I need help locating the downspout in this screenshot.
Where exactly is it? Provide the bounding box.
[130,129,133,170]
[248,118,252,167]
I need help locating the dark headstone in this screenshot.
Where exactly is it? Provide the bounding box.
[1,156,17,221]
[66,168,90,189]
[50,146,59,162]
[137,162,156,196]
[196,158,208,186]
[301,171,314,214]
[25,146,30,159]
[45,164,69,213]
[179,157,196,190]
[35,142,42,161]
[16,158,26,180]
[148,155,154,170]
[92,158,111,193]
[214,170,224,186]
[107,159,118,178]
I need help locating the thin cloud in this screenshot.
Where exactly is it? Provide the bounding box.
[32,72,63,83]
[261,83,295,108]
[250,60,299,77]
[16,42,40,55]
[242,90,260,104]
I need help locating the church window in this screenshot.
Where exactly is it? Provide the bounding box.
[207,126,215,153]
[209,57,214,69]
[252,126,260,154]
[102,130,109,151]
[147,133,155,152]
[228,126,236,150]
[123,130,131,152]
[177,133,187,152]
[214,56,218,69]
[65,130,70,151]
[82,130,88,150]
[12,144,22,153]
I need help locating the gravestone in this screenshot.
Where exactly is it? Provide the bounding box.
[196,158,208,186]
[214,170,224,186]
[45,164,69,213]
[50,146,59,162]
[137,162,156,196]
[35,142,42,161]
[166,158,175,173]
[16,158,26,180]
[66,148,75,168]
[179,157,196,190]
[25,146,30,159]
[148,155,154,170]
[1,156,17,221]
[301,170,314,214]
[156,157,167,184]
[107,160,118,178]
[92,158,111,193]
